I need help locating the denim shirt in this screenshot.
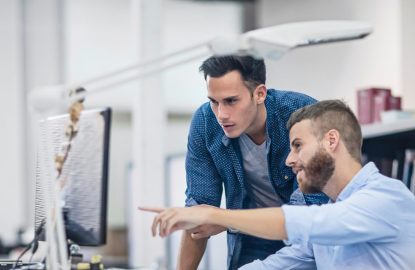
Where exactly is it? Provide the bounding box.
[185,89,329,270]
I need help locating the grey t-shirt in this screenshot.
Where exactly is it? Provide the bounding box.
[238,133,283,208]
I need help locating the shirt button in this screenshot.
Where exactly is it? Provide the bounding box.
[284,175,289,180]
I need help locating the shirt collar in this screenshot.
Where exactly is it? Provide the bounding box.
[264,126,271,154]
[222,135,231,146]
[221,123,271,149]
[336,162,379,202]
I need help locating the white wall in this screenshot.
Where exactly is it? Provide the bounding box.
[107,112,132,227]
[401,0,415,110]
[162,0,243,112]
[0,0,25,244]
[24,0,63,87]
[258,0,403,112]
[24,0,66,241]
[0,0,67,246]
[65,0,138,111]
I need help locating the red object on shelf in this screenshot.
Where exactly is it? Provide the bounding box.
[357,88,391,124]
[373,90,392,122]
[389,96,402,110]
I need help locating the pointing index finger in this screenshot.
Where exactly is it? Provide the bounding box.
[138,206,165,213]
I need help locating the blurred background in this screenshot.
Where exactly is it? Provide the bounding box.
[1,0,414,269]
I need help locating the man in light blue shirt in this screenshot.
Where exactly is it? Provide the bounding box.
[142,100,415,269]
[241,160,415,270]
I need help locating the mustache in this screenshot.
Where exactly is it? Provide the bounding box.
[292,165,305,174]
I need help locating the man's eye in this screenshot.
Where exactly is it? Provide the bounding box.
[210,100,218,106]
[227,99,237,105]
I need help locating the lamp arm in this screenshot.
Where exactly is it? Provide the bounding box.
[30,20,373,110]
[67,41,212,103]
[70,40,211,89]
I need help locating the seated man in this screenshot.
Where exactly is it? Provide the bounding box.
[141,100,415,270]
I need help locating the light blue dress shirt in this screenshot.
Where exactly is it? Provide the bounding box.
[240,162,415,270]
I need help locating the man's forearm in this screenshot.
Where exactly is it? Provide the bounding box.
[209,207,288,240]
[176,230,208,270]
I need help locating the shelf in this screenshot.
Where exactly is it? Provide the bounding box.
[361,119,415,180]
[362,119,415,162]
[362,119,415,139]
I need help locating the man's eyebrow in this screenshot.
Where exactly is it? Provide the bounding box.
[208,95,239,102]
[223,95,240,102]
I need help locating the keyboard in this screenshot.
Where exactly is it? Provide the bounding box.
[0,261,44,270]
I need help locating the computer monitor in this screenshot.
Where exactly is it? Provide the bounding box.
[34,107,111,246]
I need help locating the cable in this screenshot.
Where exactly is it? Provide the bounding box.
[28,251,35,265]
[11,244,32,270]
[11,219,45,270]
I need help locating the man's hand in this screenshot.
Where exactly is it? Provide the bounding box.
[139,206,215,237]
[187,205,226,239]
[188,224,227,239]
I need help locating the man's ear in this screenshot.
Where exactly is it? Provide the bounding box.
[255,84,267,104]
[324,129,340,152]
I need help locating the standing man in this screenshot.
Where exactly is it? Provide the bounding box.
[144,100,415,270]
[179,55,327,270]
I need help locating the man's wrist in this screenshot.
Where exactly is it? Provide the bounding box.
[204,207,218,224]
[209,208,239,234]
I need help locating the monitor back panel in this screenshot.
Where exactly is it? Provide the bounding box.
[35,107,111,246]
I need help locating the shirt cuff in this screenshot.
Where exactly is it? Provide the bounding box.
[281,204,318,245]
[185,197,199,207]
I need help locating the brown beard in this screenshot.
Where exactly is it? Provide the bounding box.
[298,147,335,194]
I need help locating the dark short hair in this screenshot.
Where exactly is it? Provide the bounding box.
[199,55,266,92]
[287,100,362,162]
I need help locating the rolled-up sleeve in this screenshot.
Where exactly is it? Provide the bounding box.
[185,107,223,207]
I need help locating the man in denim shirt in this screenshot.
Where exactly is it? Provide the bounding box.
[178,55,328,270]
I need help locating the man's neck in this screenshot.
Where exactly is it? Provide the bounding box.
[245,105,267,145]
[323,159,362,201]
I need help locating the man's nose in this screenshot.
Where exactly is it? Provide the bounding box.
[217,104,229,120]
[285,151,295,167]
